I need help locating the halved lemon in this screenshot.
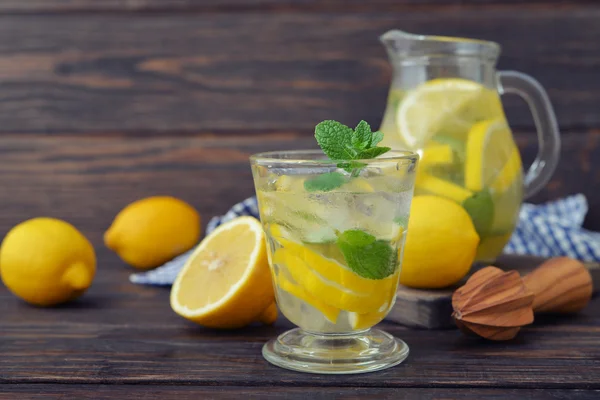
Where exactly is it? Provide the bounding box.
[465,119,522,192]
[397,79,486,149]
[170,216,276,329]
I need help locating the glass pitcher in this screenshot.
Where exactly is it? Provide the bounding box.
[378,30,560,262]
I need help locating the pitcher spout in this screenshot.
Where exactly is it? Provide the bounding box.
[380,29,417,43]
[379,29,500,63]
[379,30,420,59]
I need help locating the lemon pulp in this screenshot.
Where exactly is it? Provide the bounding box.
[170,216,276,329]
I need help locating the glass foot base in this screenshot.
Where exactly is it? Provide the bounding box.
[262,328,409,374]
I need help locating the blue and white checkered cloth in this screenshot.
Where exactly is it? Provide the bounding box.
[129,194,600,285]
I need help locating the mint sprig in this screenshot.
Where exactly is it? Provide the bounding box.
[315,120,391,164]
[337,230,396,280]
[304,120,391,192]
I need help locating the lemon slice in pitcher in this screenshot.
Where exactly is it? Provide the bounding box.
[491,147,522,194]
[415,172,473,203]
[420,143,454,166]
[465,119,522,192]
[396,79,486,148]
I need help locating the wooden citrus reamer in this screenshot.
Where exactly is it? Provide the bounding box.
[452,257,594,340]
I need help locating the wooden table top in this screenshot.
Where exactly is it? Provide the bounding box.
[1,247,599,399]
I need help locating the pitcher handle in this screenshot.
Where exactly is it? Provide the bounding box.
[497,71,561,199]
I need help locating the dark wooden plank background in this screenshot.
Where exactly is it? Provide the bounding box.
[1,1,600,398]
[0,132,596,242]
[1,0,598,13]
[1,0,599,229]
[0,7,599,133]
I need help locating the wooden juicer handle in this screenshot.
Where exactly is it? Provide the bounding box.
[522,257,593,314]
[452,257,594,340]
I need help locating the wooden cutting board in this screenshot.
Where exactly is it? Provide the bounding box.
[386,255,600,329]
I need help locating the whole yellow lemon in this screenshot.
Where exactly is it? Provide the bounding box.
[104,196,200,270]
[0,218,96,306]
[400,195,480,289]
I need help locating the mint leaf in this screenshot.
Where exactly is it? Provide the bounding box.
[315,120,356,161]
[337,160,367,175]
[352,120,372,150]
[339,229,375,246]
[312,119,392,189]
[462,190,494,236]
[357,146,391,160]
[304,171,346,192]
[337,230,396,279]
[370,131,384,147]
[314,119,390,164]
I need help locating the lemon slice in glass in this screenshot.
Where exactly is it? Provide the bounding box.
[276,273,340,323]
[349,309,388,330]
[273,247,397,314]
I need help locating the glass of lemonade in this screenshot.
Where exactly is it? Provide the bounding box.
[251,149,418,374]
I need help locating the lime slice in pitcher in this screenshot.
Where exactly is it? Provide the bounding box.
[396,79,485,149]
[464,119,522,193]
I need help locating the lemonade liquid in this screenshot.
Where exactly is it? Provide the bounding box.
[379,83,523,262]
[254,172,413,333]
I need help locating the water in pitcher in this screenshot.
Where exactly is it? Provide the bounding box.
[378,31,528,261]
